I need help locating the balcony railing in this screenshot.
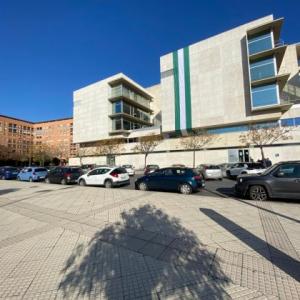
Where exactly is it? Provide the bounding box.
[111,85,150,108]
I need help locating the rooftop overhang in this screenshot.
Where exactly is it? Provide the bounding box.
[249,45,287,69]
[251,101,292,113]
[247,18,284,41]
[251,73,290,88]
[108,76,153,101]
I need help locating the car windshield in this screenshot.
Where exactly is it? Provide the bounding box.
[35,168,47,172]
[261,163,279,175]
[147,165,159,169]
[5,167,18,172]
[65,168,81,173]
[206,165,220,169]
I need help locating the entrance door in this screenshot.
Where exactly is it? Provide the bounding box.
[107,155,115,166]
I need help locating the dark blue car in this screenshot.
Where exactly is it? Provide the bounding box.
[135,167,205,194]
[0,166,19,180]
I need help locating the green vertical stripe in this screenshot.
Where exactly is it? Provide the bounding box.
[173,51,180,131]
[184,47,192,129]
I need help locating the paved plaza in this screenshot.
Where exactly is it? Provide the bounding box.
[0,180,299,299]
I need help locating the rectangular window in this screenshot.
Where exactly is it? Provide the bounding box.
[123,102,131,115]
[251,83,279,107]
[248,31,273,55]
[281,118,295,127]
[250,56,276,81]
[112,117,122,130]
[112,101,122,114]
[123,119,131,130]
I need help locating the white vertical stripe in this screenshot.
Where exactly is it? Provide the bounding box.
[178,49,186,130]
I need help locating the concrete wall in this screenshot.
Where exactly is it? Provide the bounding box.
[146,84,161,126]
[160,15,287,133]
[69,127,300,169]
[73,79,110,143]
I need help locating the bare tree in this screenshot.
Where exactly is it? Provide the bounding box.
[32,144,53,166]
[52,142,70,165]
[180,129,215,168]
[94,139,124,165]
[74,145,89,166]
[132,134,163,168]
[0,145,9,161]
[239,124,293,162]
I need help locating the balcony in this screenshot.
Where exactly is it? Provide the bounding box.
[109,84,152,113]
[251,73,290,87]
[251,98,292,112]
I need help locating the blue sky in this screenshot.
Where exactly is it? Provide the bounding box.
[0,0,299,122]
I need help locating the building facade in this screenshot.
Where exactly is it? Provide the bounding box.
[0,115,77,163]
[71,15,300,168]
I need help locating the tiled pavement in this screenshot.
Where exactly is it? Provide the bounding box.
[0,181,299,299]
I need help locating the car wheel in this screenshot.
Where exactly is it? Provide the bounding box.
[249,185,268,201]
[138,182,148,191]
[29,177,33,182]
[61,178,67,185]
[180,183,192,195]
[79,179,86,186]
[45,178,50,184]
[241,171,247,175]
[104,180,112,188]
[218,177,223,181]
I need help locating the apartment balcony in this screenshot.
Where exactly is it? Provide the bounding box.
[251,98,292,112]
[251,73,290,87]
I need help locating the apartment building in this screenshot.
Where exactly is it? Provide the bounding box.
[0,115,77,163]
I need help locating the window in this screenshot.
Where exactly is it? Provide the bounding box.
[250,56,276,81]
[248,30,273,55]
[113,101,122,114]
[112,117,122,131]
[274,164,299,178]
[251,83,279,107]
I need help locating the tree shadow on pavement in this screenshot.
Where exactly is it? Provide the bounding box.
[0,188,20,196]
[59,204,230,299]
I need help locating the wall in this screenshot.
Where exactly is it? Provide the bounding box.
[160,15,289,133]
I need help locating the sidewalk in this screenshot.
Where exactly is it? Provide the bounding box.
[0,180,299,299]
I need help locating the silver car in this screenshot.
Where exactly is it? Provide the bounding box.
[226,162,265,178]
[197,164,223,180]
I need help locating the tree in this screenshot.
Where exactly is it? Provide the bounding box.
[180,129,215,168]
[74,146,89,166]
[32,144,53,166]
[239,124,293,163]
[94,139,124,165]
[0,145,9,161]
[132,134,163,168]
[52,142,70,165]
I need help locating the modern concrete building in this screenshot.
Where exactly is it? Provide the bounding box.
[71,15,300,168]
[0,115,77,163]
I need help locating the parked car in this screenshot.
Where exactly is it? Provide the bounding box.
[235,161,300,201]
[45,167,82,185]
[122,165,135,176]
[218,163,235,177]
[81,164,95,174]
[135,167,205,194]
[0,166,19,180]
[144,164,159,175]
[78,167,130,188]
[17,167,48,182]
[226,162,266,178]
[197,164,223,180]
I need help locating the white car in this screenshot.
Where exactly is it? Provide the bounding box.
[122,164,135,176]
[226,162,266,178]
[78,167,130,188]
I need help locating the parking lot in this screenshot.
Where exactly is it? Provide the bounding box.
[0,178,299,299]
[121,174,236,198]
